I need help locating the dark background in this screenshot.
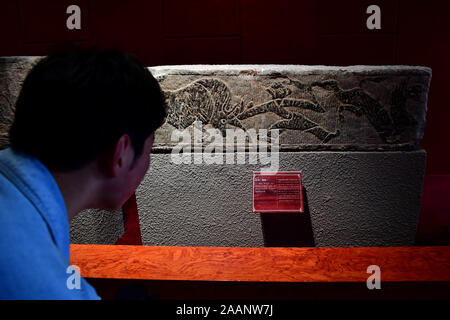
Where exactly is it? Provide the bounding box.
[1,0,449,174]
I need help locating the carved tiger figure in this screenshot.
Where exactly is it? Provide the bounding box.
[163,78,340,143]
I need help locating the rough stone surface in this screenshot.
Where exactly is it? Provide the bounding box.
[0,57,41,149]
[69,208,124,244]
[150,65,432,151]
[135,150,426,247]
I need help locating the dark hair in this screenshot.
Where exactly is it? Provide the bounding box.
[9,49,167,172]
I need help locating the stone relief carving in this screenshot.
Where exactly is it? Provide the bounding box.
[161,75,426,146]
[0,60,431,151]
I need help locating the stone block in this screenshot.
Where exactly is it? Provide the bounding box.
[0,57,41,149]
[0,58,431,246]
[1,59,431,152]
[69,208,124,244]
[150,65,431,151]
[137,150,426,247]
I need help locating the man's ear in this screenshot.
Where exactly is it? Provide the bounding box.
[101,134,132,178]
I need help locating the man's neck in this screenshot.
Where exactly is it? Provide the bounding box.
[50,166,99,221]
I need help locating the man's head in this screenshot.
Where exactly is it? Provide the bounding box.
[9,49,167,211]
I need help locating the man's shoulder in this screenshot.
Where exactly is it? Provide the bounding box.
[0,149,100,300]
[0,194,100,299]
[0,147,70,255]
[0,172,61,283]
[0,161,48,236]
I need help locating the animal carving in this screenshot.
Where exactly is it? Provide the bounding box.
[163,78,340,143]
[162,77,420,144]
[310,79,418,143]
[164,78,246,134]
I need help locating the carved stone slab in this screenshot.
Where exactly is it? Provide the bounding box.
[0,58,431,151]
[150,65,431,151]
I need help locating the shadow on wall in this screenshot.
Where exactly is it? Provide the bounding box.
[260,188,315,247]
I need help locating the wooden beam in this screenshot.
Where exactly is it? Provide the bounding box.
[70,244,450,282]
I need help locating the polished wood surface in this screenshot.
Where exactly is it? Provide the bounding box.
[70,244,450,282]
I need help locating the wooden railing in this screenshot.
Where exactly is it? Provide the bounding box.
[70,244,450,283]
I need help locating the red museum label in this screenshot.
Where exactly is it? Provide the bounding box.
[252,172,303,213]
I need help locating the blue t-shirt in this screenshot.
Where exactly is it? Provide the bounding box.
[0,147,100,299]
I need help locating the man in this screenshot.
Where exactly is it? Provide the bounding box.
[0,50,167,299]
